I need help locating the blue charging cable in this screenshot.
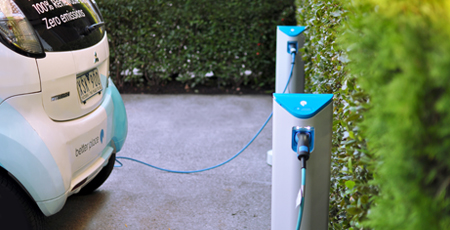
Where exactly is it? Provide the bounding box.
[115,52,297,174]
[114,113,272,173]
[295,130,311,230]
[296,167,306,230]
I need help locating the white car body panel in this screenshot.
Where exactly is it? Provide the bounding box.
[37,35,109,121]
[0,44,41,103]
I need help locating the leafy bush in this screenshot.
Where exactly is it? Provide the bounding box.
[342,0,450,229]
[300,0,450,229]
[97,0,296,90]
[296,0,375,229]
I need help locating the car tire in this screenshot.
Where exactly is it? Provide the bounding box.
[0,172,46,230]
[77,153,115,195]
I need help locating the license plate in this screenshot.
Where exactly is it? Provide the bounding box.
[77,68,102,103]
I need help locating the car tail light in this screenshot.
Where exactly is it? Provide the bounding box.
[0,0,45,58]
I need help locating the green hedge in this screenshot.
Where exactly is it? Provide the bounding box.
[296,0,374,229]
[97,0,296,90]
[342,0,450,229]
[299,0,450,229]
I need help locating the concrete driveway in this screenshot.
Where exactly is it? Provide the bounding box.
[47,94,273,230]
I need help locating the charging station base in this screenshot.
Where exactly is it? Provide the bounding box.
[267,150,273,166]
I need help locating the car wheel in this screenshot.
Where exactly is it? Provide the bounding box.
[77,153,115,195]
[0,172,46,230]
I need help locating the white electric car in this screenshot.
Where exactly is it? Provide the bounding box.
[0,0,127,229]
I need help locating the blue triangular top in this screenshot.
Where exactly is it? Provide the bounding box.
[278,26,306,37]
[274,94,333,119]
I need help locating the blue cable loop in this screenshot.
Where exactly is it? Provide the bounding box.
[114,50,297,173]
[115,112,272,173]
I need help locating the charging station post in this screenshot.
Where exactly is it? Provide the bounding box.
[275,26,306,94]
[271,25,333,230]
[271,94,333,230]
[267,26,307,166]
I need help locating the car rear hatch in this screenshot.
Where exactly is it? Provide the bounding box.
[14,0,109,121]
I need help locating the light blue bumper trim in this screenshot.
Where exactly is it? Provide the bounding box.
[103,79,128,152]
[0,101,65,202]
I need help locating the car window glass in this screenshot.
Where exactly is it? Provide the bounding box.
[15,0,105,52]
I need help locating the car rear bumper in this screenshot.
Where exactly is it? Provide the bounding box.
[0,79,127,216]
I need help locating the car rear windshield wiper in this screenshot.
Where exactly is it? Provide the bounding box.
[82,22,105,35]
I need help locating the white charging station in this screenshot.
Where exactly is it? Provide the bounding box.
[269,24,333,229]
[267,26,306,166]
[275,26,306,94]
[271,93,333,230]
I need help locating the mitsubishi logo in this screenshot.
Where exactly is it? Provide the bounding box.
[94,52,99,63]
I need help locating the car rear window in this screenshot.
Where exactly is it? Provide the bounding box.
[15,0,105,52]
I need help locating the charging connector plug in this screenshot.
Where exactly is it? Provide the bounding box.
[287,41,298,65]
[287,41,298,54]
[289,46,297,55]
[296,132,310,169]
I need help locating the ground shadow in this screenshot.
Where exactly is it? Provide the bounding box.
[46,190,110,230]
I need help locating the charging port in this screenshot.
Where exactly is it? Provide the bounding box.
[287,41,298,54]
[291,126,314,154]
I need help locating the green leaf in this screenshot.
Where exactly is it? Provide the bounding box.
[348,157,353,173]
[359,195,369,205]
[346,206,363,215]
[345,180,356,190]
